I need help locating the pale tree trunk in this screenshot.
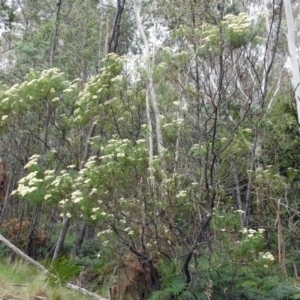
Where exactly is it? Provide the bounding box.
[134,0,166,228]
[134,0,164,158]
[284,0,300,124]
[134,0,164,227]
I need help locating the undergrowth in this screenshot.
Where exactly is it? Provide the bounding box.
[0,258,90,299]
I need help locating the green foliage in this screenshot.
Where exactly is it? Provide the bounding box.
[48,257,80,286]
[15,22,52,67]
[149,261,195,300]
[149,278,196,300]
[223,13,256,48]
[1,2,299,299]
[75,54,126,124]
[201,12,261,52]
[0,243,10,258]
[260,96,300,178]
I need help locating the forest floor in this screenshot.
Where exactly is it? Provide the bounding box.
[0,258,89,300]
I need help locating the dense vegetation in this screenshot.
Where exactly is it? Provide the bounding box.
[0,0,300,299]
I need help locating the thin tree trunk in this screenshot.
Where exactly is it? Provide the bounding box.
[15,203,25,246]
[25,203,42,256]
[50,0,62,68]
[80,121,97,169]
[73,223,87,256]
[107,0,126,54]
[232,162,244,226]
[0,178,13,226]
[183,215,212,284]
[276,200,287,276]
[244,131,262,227]
[52,216,70,260]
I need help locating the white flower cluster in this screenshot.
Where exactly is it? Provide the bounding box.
[261,252,275,261]
[240,228,265,238]
[240,228,265,242]
[71,190,83,203]
[24,154,40,169]
[176,190,187,198]
[44,169,55,180]
[12,169,44,197]
[97,229,112,236]
[223,13,254,33]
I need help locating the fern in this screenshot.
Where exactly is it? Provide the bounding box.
[165,278,187,297]
[47,257,80,286]
[149,289,173,300]
[149,277,199,300]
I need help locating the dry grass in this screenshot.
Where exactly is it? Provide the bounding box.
[0,258,90,300]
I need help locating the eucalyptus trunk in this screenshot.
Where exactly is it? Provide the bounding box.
[283,0,300,126]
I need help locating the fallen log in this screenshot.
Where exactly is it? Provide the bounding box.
[0,233,108,300]
[66,283,108,300]
[0,233,49,275]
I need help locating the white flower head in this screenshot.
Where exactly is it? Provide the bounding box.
[258,228,265,234]
[262,252,274,261]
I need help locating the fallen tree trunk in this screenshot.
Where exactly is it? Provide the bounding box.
[0,233,49,275]
[66,283,108,300]
[0,233,108,300]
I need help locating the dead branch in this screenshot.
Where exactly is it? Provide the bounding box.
[0,233,108,300]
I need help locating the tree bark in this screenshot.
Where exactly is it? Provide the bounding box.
[0,178,13,226]
[52,216,70,260]
[50,0,62,68]
[25,203,42,256]
[66,283,108,300]
[107,0,126,54]
[284,0,300,125]
[73,223,87,256]
[134,0,164,158]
